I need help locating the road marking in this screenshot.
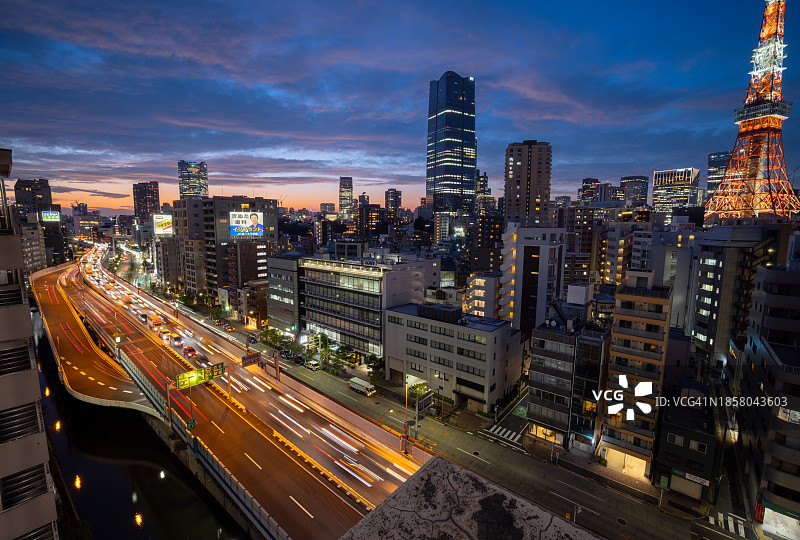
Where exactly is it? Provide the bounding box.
[549,491,599,515]
[729,513,744,521]
[72,366,78,370]
[290,495,314,519]
[65,361,71,365]
[556,480,604,501]
[88,376,95,381]
[456,448,491,464]
[109,386,117,390]
[97,381,104,386]
[211,421,225,433]
[244,452,262,469]
[80,371,86,375]
[337,391,358,402]
[123,390,133,394]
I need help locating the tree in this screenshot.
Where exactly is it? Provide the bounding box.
[408,382,430,402]
[365,353,384,381]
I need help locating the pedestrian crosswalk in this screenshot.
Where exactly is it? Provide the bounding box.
[708,512,746,537]
[485,424,523,444]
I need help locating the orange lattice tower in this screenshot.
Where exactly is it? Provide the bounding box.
[705,0,800,221]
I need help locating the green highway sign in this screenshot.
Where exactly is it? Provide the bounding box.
[175,363,225,390]
[176,368,205,390]
[210,362,224,378]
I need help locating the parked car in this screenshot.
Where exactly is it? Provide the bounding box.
[213,319,224,326]
[292,354,305,365]
[304,359,320,371]
[224,324,234,332]
[182,346,196,358]
[280,349,292,359]
[246,336,257,344]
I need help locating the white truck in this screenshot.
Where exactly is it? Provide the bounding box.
[347,377,375,397]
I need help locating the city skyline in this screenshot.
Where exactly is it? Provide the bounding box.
[3,0,800,214]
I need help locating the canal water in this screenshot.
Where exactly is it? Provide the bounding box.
[33,312,248,540]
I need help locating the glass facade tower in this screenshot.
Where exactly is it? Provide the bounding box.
[178,160,208,200]
[426,71,476,214]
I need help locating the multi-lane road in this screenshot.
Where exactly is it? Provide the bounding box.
[35,249,422,539]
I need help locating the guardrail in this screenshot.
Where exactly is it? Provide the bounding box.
[48,259,291,540]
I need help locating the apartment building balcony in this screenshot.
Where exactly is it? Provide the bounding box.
[499,295,512,307]
[614,308,667,321]
[602,434,651,458]
[500,259,514,273]
[770,440,800,465]
[612,325,665,342]
[498,304,512,318]
[0,282,24,308]
[529,379,571,397]
[528,395,571,416]
[762,486,800,519]
[608,362,661,381]
[526,407,570,431]
[605,418,654,440]
[611,344,663,361]
[765,466,800,493]
[499,283,514,295]
[529,363,573,380]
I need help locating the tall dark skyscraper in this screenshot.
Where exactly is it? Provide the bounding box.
[706,151,732,198]
[578,178,600,202]
[178,160,208,200]
[620,175,649,206]
[13,178,52,215]
[338,176,354,219]
[475,169,489,195]
[385,188,401,220]
[504,140,551,226]
[132,181,160,221]
[426,71,476,214]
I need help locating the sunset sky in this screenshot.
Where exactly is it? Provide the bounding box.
[2,0,798,215]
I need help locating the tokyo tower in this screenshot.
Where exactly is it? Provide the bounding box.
[705,0,800,221]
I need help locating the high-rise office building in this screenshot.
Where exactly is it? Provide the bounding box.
[578,178,600,202]
[358,192,370,207]
[356,204,385,238]
[499,225,566,335]
[426,71,476,214]
[597,182,626,203]
[652,168,702,214]
[132,181,160,222]
[319,202,336,215]
[338,177,354,220]
[0,149,59,539]
[13,178,52,216]
[620,175,649,206]
[504,140,552,226]
[554,195,571,208]
[385,189,401,220]
[475,170,489,196]
[178,160,208,200]
[72,202,88,216]
[706,151,732,199]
